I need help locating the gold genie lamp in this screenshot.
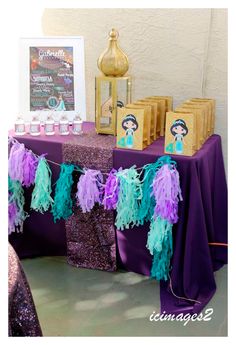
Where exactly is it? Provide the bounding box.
[95,28,132,135]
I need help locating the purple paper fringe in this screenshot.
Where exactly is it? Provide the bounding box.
[151,164,182,224]
[22,150,39,187]
[76,169,104,213]
[8,202,18,235]
[8,142,25,183]
[102,169,119,210]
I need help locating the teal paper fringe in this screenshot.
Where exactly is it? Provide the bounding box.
[31,157,54,213]
[8,176,28,233]
[115,166,142,230]
[147,216,173,281]
[51,163,75,222]
[137,165,156,225]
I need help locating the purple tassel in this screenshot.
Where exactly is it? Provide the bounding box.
[102,169,119,210]
[8,202,18,235]
[22,150,39,187]
[8,142,25,182]
[151,164,182,224]
[76,169,104,213]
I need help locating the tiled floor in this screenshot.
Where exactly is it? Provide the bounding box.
[21,256,227,336]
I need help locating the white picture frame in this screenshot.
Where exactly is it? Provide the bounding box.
[19,37,86,123]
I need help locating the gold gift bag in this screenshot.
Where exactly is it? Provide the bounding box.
[190,98,216,135]
[147,96,173,136]
[126,103,152,145]
[133,101,157,140]
[165,112,195,157]
[184,101,210,139]
[180,103,207,143]
[145,97,165,137]
[117,107,147,150]
[175,107,201,150]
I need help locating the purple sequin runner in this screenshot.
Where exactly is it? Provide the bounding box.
[8,244,42,336]
[62,130,117,271]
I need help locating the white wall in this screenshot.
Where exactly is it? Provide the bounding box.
[42,8,227,167]
[3,6,44,129]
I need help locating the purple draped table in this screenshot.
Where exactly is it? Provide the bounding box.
[9,122,227,316]
[113,132,227,315]
[8,243,42,336]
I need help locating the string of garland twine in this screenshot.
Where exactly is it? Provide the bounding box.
[9,136,84,174]
[43,158,145,175]
[8,135,228,299]
[9,136,229,247]
[168,273,201,305]
[8,136,165,176]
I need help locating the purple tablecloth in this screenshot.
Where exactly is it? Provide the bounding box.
[113,134,227,315]
[8,243,42,336]
[9,123,227,315]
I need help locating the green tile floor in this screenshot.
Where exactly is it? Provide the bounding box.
[21,257,227,336]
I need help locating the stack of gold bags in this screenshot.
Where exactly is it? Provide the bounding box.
[164,98,215,156]
[116,96,173,150]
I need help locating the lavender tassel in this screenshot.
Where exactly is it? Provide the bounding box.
[22,150,39,187]
[76,169,103,213]
[151,164,182,224]
[147,160,183,281]
[102,169,119,210]
[8,142,25,182]
[8,202,18,235]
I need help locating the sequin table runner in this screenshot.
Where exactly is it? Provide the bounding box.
[62,130,117,271]
[8,244,42,336]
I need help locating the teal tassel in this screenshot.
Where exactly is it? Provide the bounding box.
[138,166,156,225]
[51,163,75,222]
[31,157,54,213]
[115,167,142,230]
[147,216,173,281]
[144,155,179,281]
[8,176,28,233]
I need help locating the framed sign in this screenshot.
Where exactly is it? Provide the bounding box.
[19,37,86,122]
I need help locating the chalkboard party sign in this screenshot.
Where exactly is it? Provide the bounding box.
[19,37,86,122]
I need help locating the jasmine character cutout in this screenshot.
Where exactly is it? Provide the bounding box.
[122,114,139,148]
[56,95,66,111]
[170,119,188,154]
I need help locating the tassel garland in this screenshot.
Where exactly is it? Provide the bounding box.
[8,136,183,283]
[147,216,172,255]
[31,157,54,213]
[137,165,156,225]
[115,167,142,230]
[8,201,18,234]
[138,156,178,225]
[51,163,75,222]
[76,169,103,213]
[8,142,25,183]
[146,158,182,281]
[149,217,173,281]
[8,176,28,234]
[102,169,119,210]
[152,164,182,224]
[22,150,39,187]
